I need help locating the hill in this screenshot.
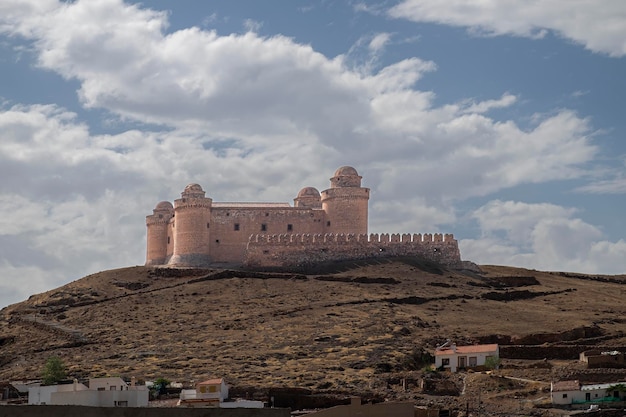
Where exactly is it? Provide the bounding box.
[1,259,625,413]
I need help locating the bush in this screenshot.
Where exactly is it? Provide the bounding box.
[42,357,67,385]
[484,356,501,370]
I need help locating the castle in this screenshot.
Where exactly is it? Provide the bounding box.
[146,166,463,269]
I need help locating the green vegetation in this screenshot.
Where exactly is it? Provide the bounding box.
[151,377,171,398]
[484,355,501,370]
[42,356,67,385]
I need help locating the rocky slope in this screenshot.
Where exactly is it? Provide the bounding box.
[1,259,625,413]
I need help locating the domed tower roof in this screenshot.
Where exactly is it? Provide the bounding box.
[154,201,174,211]
[294,186,322,208]
[181,183,206,198]
[334,166,359,177]
[330,166,362,188]
[297,186,321,198]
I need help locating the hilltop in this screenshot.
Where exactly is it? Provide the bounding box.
[1,259,625,413]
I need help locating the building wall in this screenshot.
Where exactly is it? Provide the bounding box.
[208,207,327,264]
[50,389,148,407]
[29,384,87,405]
[170,193,213,266]
[0,405,290,417]
[434,348,499,372]
[305,398,414,417]
[320,187,369,235]
[551,389,581,405]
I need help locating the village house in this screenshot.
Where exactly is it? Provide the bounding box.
[434,343,499,372]
[579,349,625,368]
[28,377,148,407]
[178,378,263,408]
[551,380,626,405]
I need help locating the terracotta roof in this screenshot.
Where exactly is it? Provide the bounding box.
[197,378,224,385]
[552,380,580,392]
[435,344,499,355]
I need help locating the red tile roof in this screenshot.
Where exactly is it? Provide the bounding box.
[197,378,224,385]
[435,344,499,355]
[552,380,580,392]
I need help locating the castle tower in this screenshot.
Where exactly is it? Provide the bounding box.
[320,166,370,235]
[294,187,322,208]
[169,183,213,266]
[145,201,174,265]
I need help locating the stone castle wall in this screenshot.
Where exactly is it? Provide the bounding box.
[243,232,461,269]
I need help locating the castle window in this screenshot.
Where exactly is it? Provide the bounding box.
[287,224,293,231]
[234,223,240,231]
[159,214,163,219]
[263,250,269,254]
[265,212,269,217]
[167,237,170,244]
[207,222,210,229]
[215,239,220,243]
[326,221,331,227]
[261,224,267,232]
[226,212,230,216]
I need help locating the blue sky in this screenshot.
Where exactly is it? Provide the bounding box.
[1,0,625,308]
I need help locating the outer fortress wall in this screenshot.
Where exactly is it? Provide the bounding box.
[243,232,462,269]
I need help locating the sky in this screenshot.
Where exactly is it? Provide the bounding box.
[0,0,625,308]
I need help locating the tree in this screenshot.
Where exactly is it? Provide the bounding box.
[606,383,626,398]
[151,377,171,398]
[484,355,501,370]
[42,357,67,385]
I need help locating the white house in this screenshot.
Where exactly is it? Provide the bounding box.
[179,378,263,408]
[551,380,626,405]
[29,377,148,407]
[434,343,499,372]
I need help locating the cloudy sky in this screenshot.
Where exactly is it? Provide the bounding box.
[1,0,625,308]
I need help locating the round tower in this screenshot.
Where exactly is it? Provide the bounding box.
[320,166,370,235]
[146,201,174,265]
[169,183,213,266]
[294,186,322,208]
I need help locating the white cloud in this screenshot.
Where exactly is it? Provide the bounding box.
[368,32,391,53]
[577,179,626,194]
[388,0,626,57]
[243,19,263,33]
[461,200,626,274]
[0,0,610,307]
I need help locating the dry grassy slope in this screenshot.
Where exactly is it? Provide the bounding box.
[1,260,625,398]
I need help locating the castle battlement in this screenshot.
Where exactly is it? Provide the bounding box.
[145,166,465,269]
[247,232,457,245]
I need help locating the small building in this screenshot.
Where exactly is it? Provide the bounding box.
[179,378,263,408]
[434,343,499,372]
[303,397,415,417]
[579,350,625,368]
[0,382,22,403]
[551,380,626,405]
[28,377,148,407]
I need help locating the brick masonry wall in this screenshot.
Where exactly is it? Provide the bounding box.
[243,233,462,269]
[208,207,328,264]
[170,198,213,266]
[320,188,369,235]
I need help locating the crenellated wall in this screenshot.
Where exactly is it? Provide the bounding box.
[243,232,461,269]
